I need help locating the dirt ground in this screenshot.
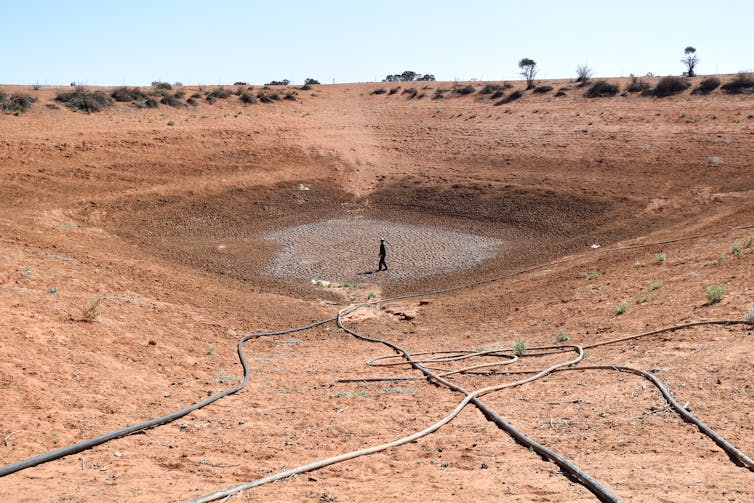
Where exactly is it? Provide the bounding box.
[1,77,753,502]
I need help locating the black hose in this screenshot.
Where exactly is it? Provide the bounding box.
[0,317,335,478]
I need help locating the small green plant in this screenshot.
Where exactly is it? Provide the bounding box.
[745,306,754,326]
[79,298,101,322]
[206,346,215,356]
[20,266,34,280]
[650,280,662,291]
[634,292,651,304]
[732,243,743,257]
[705,285,726,304]
[554,331,570,342]
[615,302,628,315]
[655,253,667,263]
[712,256,724,265]
[744,236,753,248]
[367,291,376,300]
[512,339,527,356]
[167,120,175,126]
[586,271,600,280]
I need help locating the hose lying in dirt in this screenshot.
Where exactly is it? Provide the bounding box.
[3,225,751,482]
[343,320,754,472]
[0,317,335,479]
[189,318,624,503]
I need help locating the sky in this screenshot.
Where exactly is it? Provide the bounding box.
[2,0,752,86]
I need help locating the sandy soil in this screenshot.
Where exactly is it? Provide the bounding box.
[1,77,753,502]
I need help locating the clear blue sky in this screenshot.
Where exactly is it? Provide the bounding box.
[2,0,751,86]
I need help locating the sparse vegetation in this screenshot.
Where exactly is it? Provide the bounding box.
[495,90,522,105]
[681,46,699,77]
[452,84,475,95]
[721,73,754,94]
[651,76,691,97]
[745,306,754,326]
[111,87,147,102]
[383,71,435,82]
[518,58,537,90]
[554,331,570,342]
[78,298,102,322]
[585,80,618,98]
[55,87,112,112]
[705,284,726,304]
[692,77,720,95]
[512,339,527,356]
[1,92,36,114]
[625,77,650,93]
[576,64,592,85]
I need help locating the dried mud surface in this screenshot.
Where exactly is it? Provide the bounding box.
[1,78,753,502]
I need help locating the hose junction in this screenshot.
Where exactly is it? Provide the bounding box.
[2,225,753,502]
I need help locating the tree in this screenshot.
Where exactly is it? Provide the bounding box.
[518,58,537,89]
[382,71,435,82]
[576,64,592,84]
[304,78,320,85]
[681,46,699,77]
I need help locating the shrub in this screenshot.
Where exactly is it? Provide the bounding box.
[651,76,691,97]
[370,88,387,95]
[78,298,101,322]
[721,73,754,94]
[432,89,446,99]
[186,97,198,106]
[402,88,418,98]
[585,80,618,98]
[160,93,184,107]
[512,339,527,356]
[206,87,232,100]
[692,77,720,95]
[265,79,290,86]
[625,77,650,93]
[495,90,522,105]
[144,97,159,108]
[1,93,36,114]
[746,306,754,326]
[576,64,592,85]
[111,87,146,102]
[388,86,400,95]
[705,284,726,304]
[452,85,475,95]
[304,78,320,85]
[283,92,297,101]
[151,81,172,90]
[257,92,280,103]
[233,81,248,86]
[555,90,567,97]
[55,87,112,112]
[533,84,553,94]
[239,92,256,104]
[554,331,570,342]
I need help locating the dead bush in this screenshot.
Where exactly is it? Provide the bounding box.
[651,76,690,97]
[1,93,36,114]
[692,77,721,95]
[55,87,112,112]
[585,80,618,98]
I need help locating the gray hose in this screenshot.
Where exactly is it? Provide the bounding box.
[0,317,335,478]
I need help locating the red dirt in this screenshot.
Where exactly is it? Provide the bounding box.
[1,78,753,502]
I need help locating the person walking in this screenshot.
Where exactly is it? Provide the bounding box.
[377,237,388,271]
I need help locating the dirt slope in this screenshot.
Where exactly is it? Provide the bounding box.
[1,78,753,502]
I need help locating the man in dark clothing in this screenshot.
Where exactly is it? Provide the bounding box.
[378,238,388,271]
